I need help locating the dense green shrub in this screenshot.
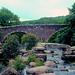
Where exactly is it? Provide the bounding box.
[2,35,20,59]
[11,32,25,43]
[48,3,75,46]
[0,63,3,71]
[70,33,75,46]
[0,30,2,38]
[48,32,60,43]
[13,56,26,71]
[21,33,37,50]
[28,54,36,64]
[28,54,44,66]
[48,26,72,45]
[8,56,26,71]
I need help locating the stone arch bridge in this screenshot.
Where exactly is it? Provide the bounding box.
[0,24,67,43]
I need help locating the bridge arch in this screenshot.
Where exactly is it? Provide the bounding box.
[47,31,59,41]
[0,24,67,43]
[4,31,27,39]
[2,30,30,43]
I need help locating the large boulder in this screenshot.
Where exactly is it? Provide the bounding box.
[44,61,56,67]
[20,49,27,56]
[34,47,45,51]
[39,73,56,75]
[22,57,28,63]
[27,50,34,55]
[26,66,54,75]
[37,58,44,62]
[33,47,46,53]
[35,54,47,61]
[20,49,27,54]
[29,62,36,67]
[1,68,20,75]
[37,43,45,47]
[45,50,51,54]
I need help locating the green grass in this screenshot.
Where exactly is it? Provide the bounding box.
[36,61,44,66]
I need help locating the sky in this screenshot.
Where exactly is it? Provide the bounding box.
[0,0,75,21]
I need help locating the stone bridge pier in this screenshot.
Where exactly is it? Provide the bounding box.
[0,24,67,44]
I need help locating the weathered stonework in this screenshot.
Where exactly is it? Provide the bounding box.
[0,24,67,43]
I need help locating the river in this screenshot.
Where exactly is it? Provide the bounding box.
[22,47,75,75]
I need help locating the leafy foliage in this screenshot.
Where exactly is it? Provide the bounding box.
[48,32,60,43]
[69,3,75,26]
[0,30,2,38]
[21,16,67,25]
[21,33,37,50]
[28,54,36,64]
[48,26,72,45]
[70,33,75,46]
[0,63,3,71]
[11,32,25,43]
[0,7,20,26]
[35,61,44,66]
[48,2,75,46]
[2,35,20,59]
[8,56,26,71]
[13,56,26,71]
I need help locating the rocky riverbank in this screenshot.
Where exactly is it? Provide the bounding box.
[1,43,75,75]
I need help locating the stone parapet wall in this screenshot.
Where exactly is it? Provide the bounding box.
[0,24,67,43]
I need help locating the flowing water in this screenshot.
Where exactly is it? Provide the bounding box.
[46,48,75,75]
[22,47,75,75]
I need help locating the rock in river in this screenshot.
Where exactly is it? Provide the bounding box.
[35,54,47,61]
[29,62,36,67]
[1,68,20,75]
[26,66,54,75]
[33,47,46,53]
[39,73,56,75]
[44,61,57,67]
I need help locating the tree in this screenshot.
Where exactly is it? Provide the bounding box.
[0,30,2,38]
[59,3,75,45]
[70,33,75,46]
[48,32,60,43]
[11,56,26,71]
[28,54,36,63]
[69,2,75,15]
[11,32,25,43]
[48,2,75,46]
[68,2,75,26]
[21,33,37,50]
[21,16,67,25]
[48,26,72,45]
[0,7,20,26]
[2,35,20,59]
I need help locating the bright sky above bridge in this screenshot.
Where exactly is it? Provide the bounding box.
[0,0,75,21]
